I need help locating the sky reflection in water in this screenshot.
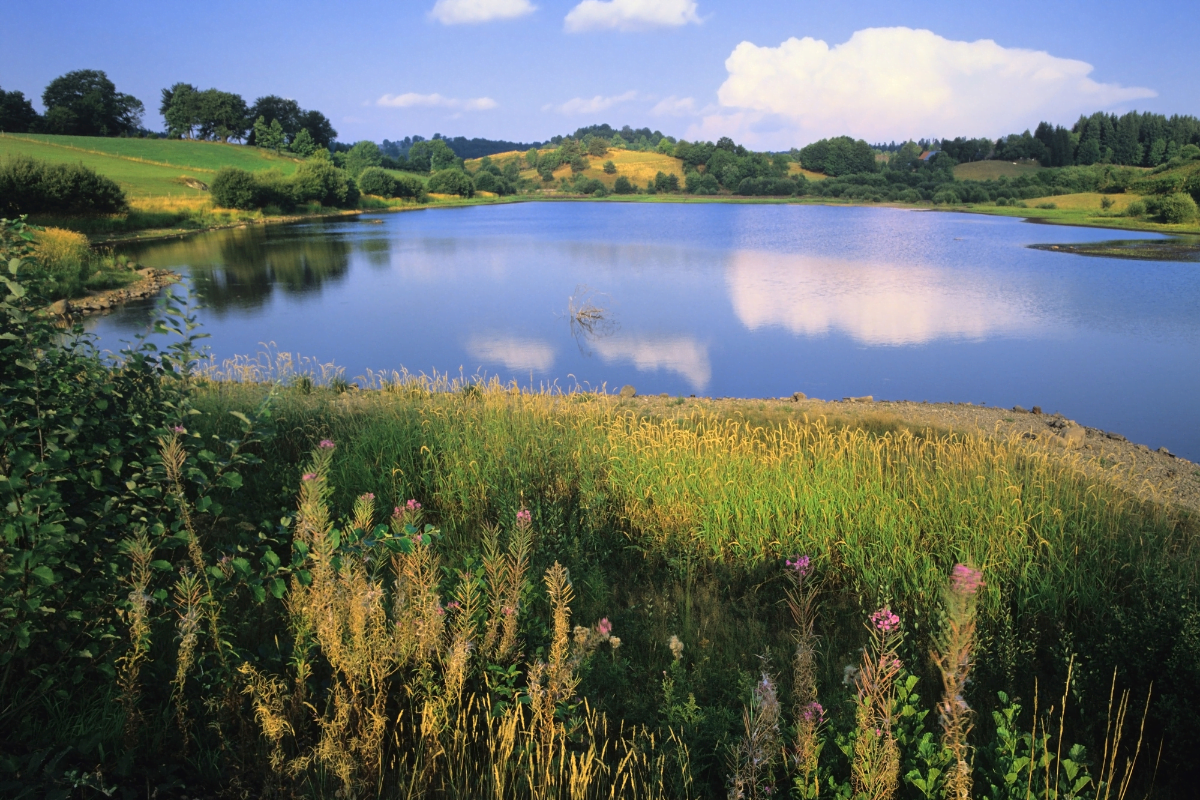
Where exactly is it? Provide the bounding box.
[92,203,1200,459]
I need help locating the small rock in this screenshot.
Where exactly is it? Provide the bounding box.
[1059,426,1086,448]
[843,395,874,403]
[792,392,807,402]
[1137,444,1150,453]
[1104,431,1127,442]
[1032,406,1042,415]
[1012,405,1027,413]
[1157,447,1173,457]
[619,385,636,398]
[48,299,69,316]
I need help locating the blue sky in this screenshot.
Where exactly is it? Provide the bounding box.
[2,0,1196,149]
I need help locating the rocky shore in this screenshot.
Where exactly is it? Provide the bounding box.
[47,268,179,318]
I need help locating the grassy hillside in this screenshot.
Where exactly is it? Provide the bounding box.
[0,133,302,198]
[953,160,1044,180]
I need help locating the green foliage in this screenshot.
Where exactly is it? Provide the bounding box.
[428,168,475,197]
[408,139,459,173]
[292,158,359,207]
[602,159,617,175]
[210,166,264,210]
[613,175,634,194]
[288,128,316,158]
[160,84,249,142]
[343,140,383,178]
[211,159,358,210]
[736,176,798,196]
[685,171,719,195]
[356,166,396,197]
[654,171,680,193]
[1158,192,1198,223]
[252,116,286,152]
[0,87,40,133]
[0,155,126,216]
[40,69,144,137]
[798,136,877,176]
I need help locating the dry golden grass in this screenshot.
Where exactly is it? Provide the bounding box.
[788,163,828,181]
[1026,192,1139,211]
[129,195,213,213]
[953,160,1043,181]
[33,227,91,274]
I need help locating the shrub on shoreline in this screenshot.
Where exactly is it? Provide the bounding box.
[0,155,126,216]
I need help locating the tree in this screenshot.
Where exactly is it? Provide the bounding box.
[253,116,286,151]
[248,96,301,144]
[613,176,634,194]
[797,136,876,176]
[602,160,617,175]
[41,69,144,136]
[525,148,539,168]
[587,137,609,157]
[297,109,337,149]
[357,166,397,197]
[0,87,40,133]
[344,141,383,178]
[570,154,588,173]
[196,89,249,142]
[290,129,317,158]
[160,82,200,138]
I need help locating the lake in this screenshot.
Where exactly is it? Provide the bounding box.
[91,202,1200,460]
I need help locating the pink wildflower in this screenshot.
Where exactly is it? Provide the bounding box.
[785,554,812,577]
[871,606,900,633]
[516,509,532,525]
[318,439,335,449]
[950,564,984,595]
[172,425,187,434]
[302,472,317,482]
[596,617,613,637]
[406,499,422,511]
[359,492,374,501]
[446,601,461,611]
[392,506,403,518]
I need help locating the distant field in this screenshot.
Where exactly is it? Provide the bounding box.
[1028,192,1138,212]
[0,133,301,198]
[954,160,1043,180]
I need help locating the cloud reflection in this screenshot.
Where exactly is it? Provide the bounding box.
[594,335,711,390]
[465,335,557,372]
[726,251,1034,345]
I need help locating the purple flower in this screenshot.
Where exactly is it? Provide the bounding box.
[596,617,613,637]
[172,425,187,434]
[406,499,422,511]
[951,564,984,595]
[801,701,825,724]
[446,601,461,611]
[786,554,812,577]
[318,439,335,449]
[302,472,317,482]
[412,533,424,546]
[516,509,532,525]
[871,606,900,633]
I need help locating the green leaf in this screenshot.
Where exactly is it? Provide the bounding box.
[230,410,251,426]
[263,549,281,568]
[31,565,57,585]
[269,578,286,599]
[150,560,173,571]
[250,585,266,604]
[220,471,243,489]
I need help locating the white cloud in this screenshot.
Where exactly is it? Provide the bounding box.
[651,96,697,117]
[377,93,498,111]
[430,0,535,24]
[692,27,1155,149]
[546,90,638,116]
[466,335,556,372]
[565,0,700,32]
[594,335,711,390]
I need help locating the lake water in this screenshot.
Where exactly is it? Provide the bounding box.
[90,202,1200,460]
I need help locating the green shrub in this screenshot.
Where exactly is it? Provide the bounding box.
[932,189,960,205]
[1125,200,1146,217]
[613,176,634,194]
[685,171,719,195]
[357,166,397,197]
[292,159,359,207]
[0,155,126,216]
[427,169,474,197]
[1158,192,1198,224]
[393,173,428,201]
[210,166,261,210]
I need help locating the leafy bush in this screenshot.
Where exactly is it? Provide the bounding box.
[1158,192,1198,223]
[613,176,634,194]
[0,155,126,216]
[1125,200,1146,217]
[292,159,359,207]
[210,166,262,210]
[393,173,428,201]
[427,169,475,197]
[736,177,797,196]
[932,189,960,205]
[357,166,397,197]
[685,171,719,195]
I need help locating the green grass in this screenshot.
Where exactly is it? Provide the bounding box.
[0,133,302,199]
[953,160,1044,181]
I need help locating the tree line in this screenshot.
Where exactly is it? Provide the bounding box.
[0,69,337,153]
